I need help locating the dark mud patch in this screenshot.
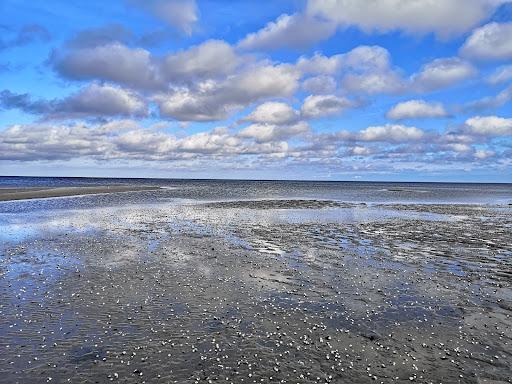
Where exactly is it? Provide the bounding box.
[201,199,362,209]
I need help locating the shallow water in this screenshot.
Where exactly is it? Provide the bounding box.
[0,182,511,383]
[1,176,511,207]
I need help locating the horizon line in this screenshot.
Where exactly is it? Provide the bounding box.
[1,174,511,185]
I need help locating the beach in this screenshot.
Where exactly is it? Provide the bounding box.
[0,178,511,383]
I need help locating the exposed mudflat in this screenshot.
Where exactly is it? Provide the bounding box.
[0,199,511,383]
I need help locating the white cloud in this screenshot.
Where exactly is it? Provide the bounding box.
[359,124,426,142]
[464,115,512,136]
[298,47,476,95]
[178,128,242,154]
[298,46,406,94]
[474,149,495,159]
[234,64,300,98]
[0,118,504,170]
[58,83,147,118]
[0,120,295,162]
[116,129,178,154]
[487,65,512,84]
[239,122,309,143]
[296,52,342,75]
[342,71,404,94]
[162,40,241,82]
[412,57,477,92]
[302,75,337,94]
[53,39,246,90]
[154,63,301,121]
[238,13,335,50]
[350,146,372,155]
[129,0,198,35]
[0,122,117,161]
[460,22,512,61]
[301,94,355,119]
[153,88,231,121]
[0,84,147,119]
[307,0,505,38]
[243,102,299,125]
[387,100,448,120]
[465,84,512,110]
[52,43,161,89]
[444,143,473,153]
[339,45,406,94]
[340,45,392,71]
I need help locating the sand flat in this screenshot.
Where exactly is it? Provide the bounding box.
[0,185,160,201]
[1,184,511,383]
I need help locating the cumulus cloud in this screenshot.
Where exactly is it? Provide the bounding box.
[298,46,406,94]
[443,143,473,153]
[0,122,116,161]
[460,22,512,60]
[128,0,198,35]
[296,52,342,75]
[0,118,504,170]
[387,100,448,120]
[52,43,161,89]
[307,0,504,38]
[52,39,249,92]
[115,129,178,155]
[298,48,476,95]
[474,149,496,159]
[154,63,300,121]
[238,13,336,50]
[239,122,309,143]
[350,146,372,156]
[358,124,426,142]
[340,45,392,71]
[153,89,229,122]
[242,102,299,125]
[339,45,406,94]
[464,115,512,136]
[302,75,337,94]
[0,83,147,118]
[411,57,477,92]
[0,120,294,162]
[179,128,243,154]
[301,95,355,118]
[162,40,241,82]
[0,90,55,114]
[56,83,148,118]
[342,71,404,94]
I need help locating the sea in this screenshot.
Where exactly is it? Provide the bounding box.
[0,176,511,214]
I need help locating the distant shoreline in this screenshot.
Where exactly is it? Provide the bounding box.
[0,185,160,202]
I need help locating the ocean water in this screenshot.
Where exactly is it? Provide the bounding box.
[0,177,511,212]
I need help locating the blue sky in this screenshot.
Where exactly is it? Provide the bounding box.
[1,0,512,181]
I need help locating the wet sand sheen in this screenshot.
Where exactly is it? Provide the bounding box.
[0,185,160,201]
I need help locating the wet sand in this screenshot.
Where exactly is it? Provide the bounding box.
[0,199,511,383]
[0,185,160,201]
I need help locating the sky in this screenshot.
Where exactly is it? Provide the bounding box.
[1,0,512,182]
